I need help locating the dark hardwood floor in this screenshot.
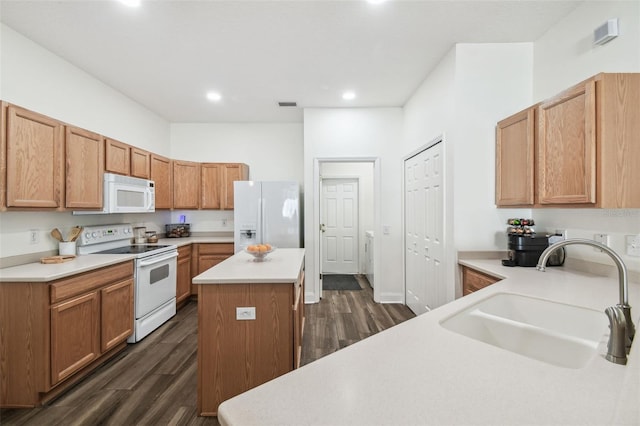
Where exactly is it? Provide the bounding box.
[1,275,414,425]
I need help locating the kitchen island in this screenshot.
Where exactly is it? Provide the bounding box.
[192,248,305,416]
[217,259,640,425]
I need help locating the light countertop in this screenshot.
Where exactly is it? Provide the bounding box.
[0,236,234,282]
[217,260,640,426]
[193,248,305,284]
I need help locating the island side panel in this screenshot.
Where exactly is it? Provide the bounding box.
[197,282,294,416]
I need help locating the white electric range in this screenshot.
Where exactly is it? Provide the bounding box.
[77,224,178,343]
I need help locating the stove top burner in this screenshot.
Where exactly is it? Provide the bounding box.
[96,245,172,255]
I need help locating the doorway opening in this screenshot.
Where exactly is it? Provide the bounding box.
[313,158,378,302]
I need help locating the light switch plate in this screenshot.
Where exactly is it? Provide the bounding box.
[236,307,256,320]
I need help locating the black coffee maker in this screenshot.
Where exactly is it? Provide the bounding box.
[501,219,564,267]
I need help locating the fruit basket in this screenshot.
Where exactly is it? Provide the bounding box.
[244,244,276,261]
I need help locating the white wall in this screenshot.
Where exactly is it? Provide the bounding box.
[531,0,640,273]
[304,108,404,303]
[533,0,640,100]
[0,23,174,260]
[169,123,303,184]
[402,43,534,302]
[320,162,374,273]
[0,24,170,154]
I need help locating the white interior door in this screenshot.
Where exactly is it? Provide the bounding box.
[322,178,359,274]
[404,142,444,315]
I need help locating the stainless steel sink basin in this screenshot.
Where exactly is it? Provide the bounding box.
[440,293,609,368]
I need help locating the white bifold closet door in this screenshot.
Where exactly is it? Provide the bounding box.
[405,142,445,315]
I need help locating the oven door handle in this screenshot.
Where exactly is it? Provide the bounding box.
[138,251,178,267]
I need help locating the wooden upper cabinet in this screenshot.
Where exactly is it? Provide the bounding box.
[496,73,640,209]
[150,154,172,209]
[537,78,597,205]
[595,73,640,208]
[4,104,64,209]
[200,163,249,210]
[495,107,536,207]
[173,160,200,209]
[130,147,150,179]
[201,163,222,209]
[65,126,104,209]
[223,163,249,210]
[104,138,130,176]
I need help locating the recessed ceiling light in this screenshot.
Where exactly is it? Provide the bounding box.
[117,0,141,7]
[206,91,222,102]
[342,91,356,101]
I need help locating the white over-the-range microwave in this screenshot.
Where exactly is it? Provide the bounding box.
[74,172,155,215]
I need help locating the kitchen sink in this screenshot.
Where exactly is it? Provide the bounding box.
[440,293,609,369]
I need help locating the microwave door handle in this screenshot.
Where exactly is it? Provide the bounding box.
[138,251,178,267]
[145,189,154,211]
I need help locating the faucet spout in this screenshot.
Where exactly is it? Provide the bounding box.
[537,238,635,361]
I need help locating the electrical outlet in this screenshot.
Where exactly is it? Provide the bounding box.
[236,307,256,320]
[593,233,609,251]
[626,235,640,257]
[29,230,39,245]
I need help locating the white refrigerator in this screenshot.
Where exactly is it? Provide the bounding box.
[234,181,301,253]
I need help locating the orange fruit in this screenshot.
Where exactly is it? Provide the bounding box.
[258,245,268,253]
[247,245,258,252]
[265,244,272,250]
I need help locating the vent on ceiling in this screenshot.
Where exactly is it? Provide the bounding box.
[278,101,298,107]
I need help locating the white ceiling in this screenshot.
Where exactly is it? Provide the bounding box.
[0,0,582,123]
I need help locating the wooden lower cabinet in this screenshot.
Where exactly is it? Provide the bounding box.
[50,291,100,385]
[176,245,192,305]
[461,265,501,296]
[197,268,304,416]
[0,261,134,407]
[191,243,234,295]
[100,279,134,352]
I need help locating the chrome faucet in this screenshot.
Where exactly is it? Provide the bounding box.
[537,238,635,365]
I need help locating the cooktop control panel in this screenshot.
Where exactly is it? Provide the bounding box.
[77,224,134,247]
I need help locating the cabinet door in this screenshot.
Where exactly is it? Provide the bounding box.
[222,164,249,210]
[201,163,222,209]
[173,160,200,209]
[65,126,104,209]
[461,266,500,296]
[104,138,130,176]
[537,79,596,205]
[495,108,535,206]
[150,154,172,209]
[5,105,64,208]
[293,270,304,369]
[50,291,100,384]
[130,147,150,179]
[101,279,134,352]
[177,245,192,303]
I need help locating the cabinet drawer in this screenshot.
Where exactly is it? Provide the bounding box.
[50,261,133,304]
[461,266,501,296]
[197,243,234,255]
